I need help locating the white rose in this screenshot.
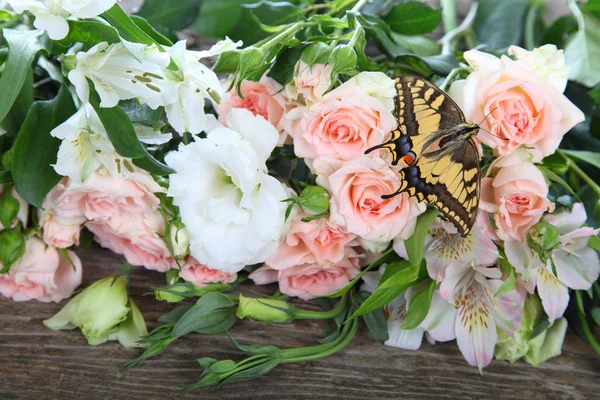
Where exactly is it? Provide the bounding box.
[8,0,117,40]
[165,108,289,273]
[508,44,569,92]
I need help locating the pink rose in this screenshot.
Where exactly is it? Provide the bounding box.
[277,255,361,300]
[179,256,237,286]
[217,76,287,144]
[480,158,553,242]
[286,81,397,161]
[448,49,584,161]
[0,184,28,229]
[0,237,82,302]
[86,212,175,272]
[248,266,279,285]
[38,212,85,248]
[42,171,164,224]
[292,61,332,103]
[267,217,358,270]
[315,156,425,243]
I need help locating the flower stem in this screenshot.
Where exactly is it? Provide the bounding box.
[281,317,359,362]
[557,150,600,197]
[441,0,457,34]
[439,66,469,91]
[439,2,478,55]
[575,290,600,356]
[524,4,540,50]
[295,294,349,320]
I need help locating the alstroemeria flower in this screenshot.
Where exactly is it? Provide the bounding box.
[51,104,123,182]
[439,262,523,370]
[394,213,499,281]
[506,203,600,322]
[8,0,117,40]
[68,42,174,109]
[165,38,241,134]
[361,268,456,350]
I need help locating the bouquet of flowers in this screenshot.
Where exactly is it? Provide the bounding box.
[1,0,599,391]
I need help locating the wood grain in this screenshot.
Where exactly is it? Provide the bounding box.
[1,246,599,400]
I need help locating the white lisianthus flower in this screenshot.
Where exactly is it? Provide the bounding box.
[67,42,174,109]
[164,38,242,134]
[508,44,569,92]
[51,103,125,182]
[7,0,117,40]
[165,108,289,273]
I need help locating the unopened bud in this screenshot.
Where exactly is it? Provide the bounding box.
[527,220,560,261]
[298,185,329,217]
[236,294,296,323]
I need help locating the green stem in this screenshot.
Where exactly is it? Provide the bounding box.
[439,2,478,55]
[557,150,600,197]
[593,282,600,300]
[259,22,308,52]
[439,66,468,91]
[282,317,358,362]
[328,0,369,48]
[524,4,540,50]
[440,0,457,34]
[575,291,600,356]
[295,293,349,320]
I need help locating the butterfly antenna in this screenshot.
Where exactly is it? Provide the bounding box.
[475,107,509,141]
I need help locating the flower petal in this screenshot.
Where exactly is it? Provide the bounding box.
[536,265,569,323]
[553,247,600,290]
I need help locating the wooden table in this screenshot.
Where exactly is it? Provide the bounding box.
[1,247,599,399]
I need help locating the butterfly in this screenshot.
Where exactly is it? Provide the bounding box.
[365,75,481,236]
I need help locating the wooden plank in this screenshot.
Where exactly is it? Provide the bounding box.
[1,246,599,399]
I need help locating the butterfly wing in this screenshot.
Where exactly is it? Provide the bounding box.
[369,75,480,236]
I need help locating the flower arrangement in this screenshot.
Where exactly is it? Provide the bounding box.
[1,0,599,391]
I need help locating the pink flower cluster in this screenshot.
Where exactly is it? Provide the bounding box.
[0,185,81,302]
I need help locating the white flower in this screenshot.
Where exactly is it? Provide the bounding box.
[164,38,241,134]
[508,44,569,92]
[68,42,174,109]
[8,0,117,40]
[347,71,397,111]
[51,103,125,181]
[165,108,288,273]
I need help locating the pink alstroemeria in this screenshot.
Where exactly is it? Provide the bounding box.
[439,262,523,370]
[506,203,600,322]
[394,213,499,281]
[361,269,456,350]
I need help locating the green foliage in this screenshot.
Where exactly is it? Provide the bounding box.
[230,1,303,45]
[137,0,203,38]
[473,0,529,50]
[11,87,75,208]
[189,0,255,38]
[565,11,600,88]
[404,208,438,267]
[402,280,435,329]
[384,1,442,35]
[0,226,25,273]
[0,29,44,125]
[172,293,237,337]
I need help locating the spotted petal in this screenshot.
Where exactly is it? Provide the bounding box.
[455,282,497,370]
[537,265,569,323]
[421,289,457,342]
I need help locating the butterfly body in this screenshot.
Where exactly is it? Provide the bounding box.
[366,75,481,236]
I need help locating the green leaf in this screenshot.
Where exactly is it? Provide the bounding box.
[541,16,577,49]
[350,260,427,320]
[229,1,303,45]
[56,20,120,49]
[101,4,155,46]
[404,208,438,267]
[0,29,44,124]
[473,0,529,50]
[325,248,396,298]
[565,11,600,87]
[268,45,305,86]
[11,87,76,208]
[495,260,517,297]
[0,171,11,183]
[0,190,19,228]
[591,307,600,325]
[359,291,389,341]
[401,279,435,329]
[0,68,33,137]
[528,314,550,340]
[538,165,579,199]
[392,33,440,57]
[384,1,442,35]
[130,16,174,46]
[172,292,237,337]
[137,0,202,38]
[588,235,600,252]
[581,0,600,19]
[0,227,25,273]
[158,304,193,324]
[561,150,600,170]
[355,14,406,58]
[188,0,252,38]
